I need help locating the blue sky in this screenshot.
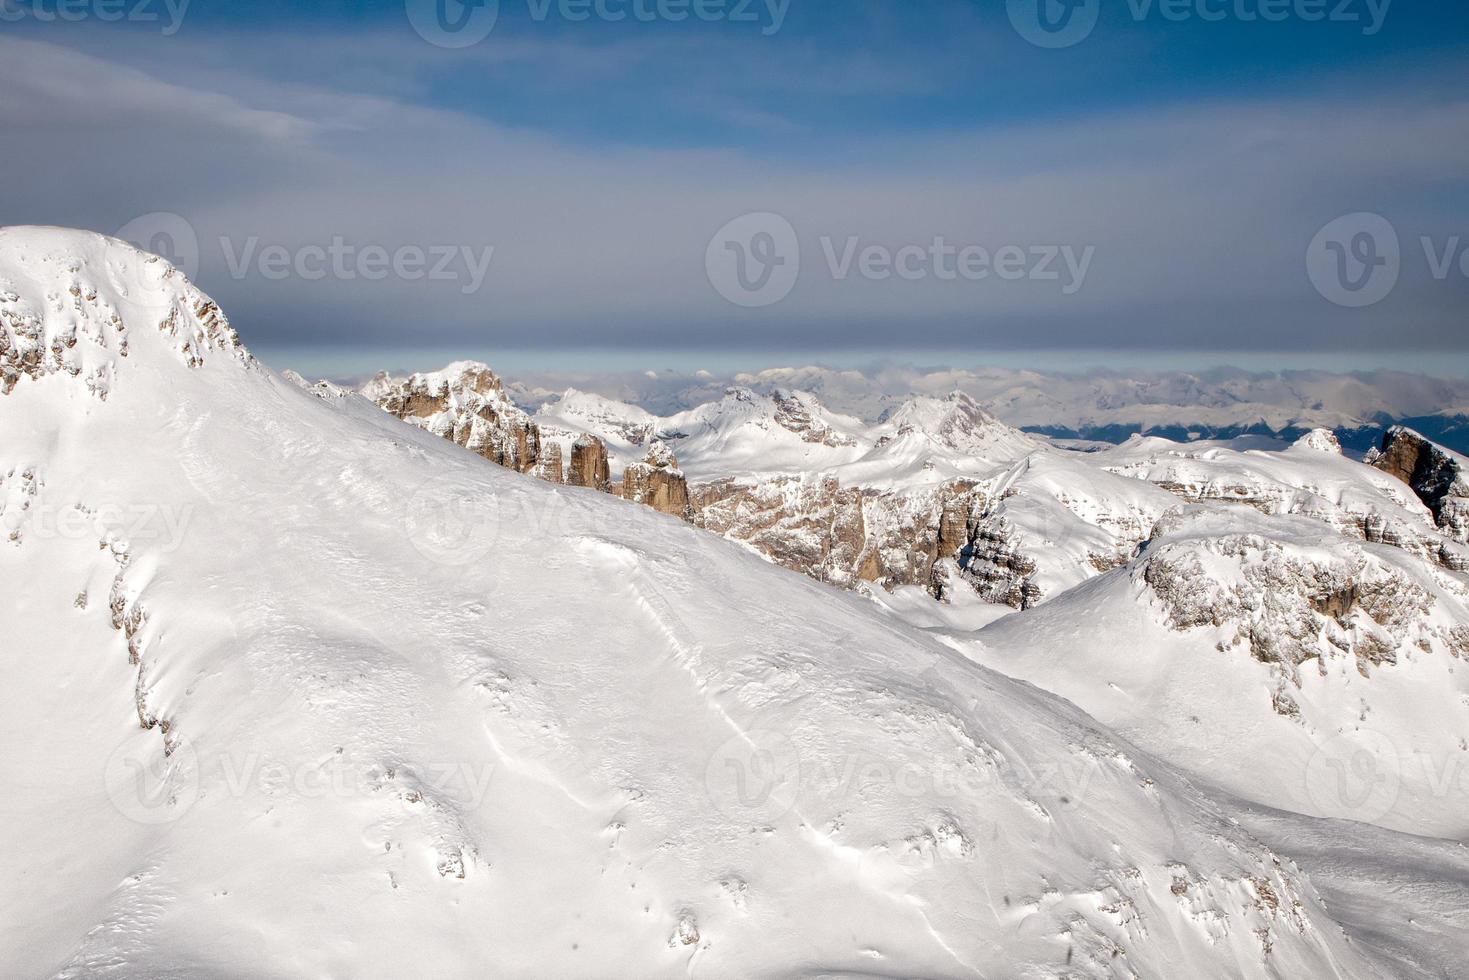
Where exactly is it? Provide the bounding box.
[1,0,1466,375]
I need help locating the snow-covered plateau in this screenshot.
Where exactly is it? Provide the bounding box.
[4,227,1469,979]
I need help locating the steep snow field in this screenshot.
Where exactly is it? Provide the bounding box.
[0,228,1412,976]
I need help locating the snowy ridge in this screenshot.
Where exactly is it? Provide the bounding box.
[0,225,1390,978]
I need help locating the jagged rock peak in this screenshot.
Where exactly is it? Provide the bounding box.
[367,360,543,474]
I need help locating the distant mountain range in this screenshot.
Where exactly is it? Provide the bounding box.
[488,363,1469,456]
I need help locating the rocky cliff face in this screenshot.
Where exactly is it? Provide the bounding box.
[691,476,1002,598]
[769,390,858,447]
[368,363,545,474]
[1369,426,1469,543]
[568,435,611,491]
[619,443,691,519]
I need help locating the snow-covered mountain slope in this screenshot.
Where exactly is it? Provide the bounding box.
[969,504,1469,841]
[2,227,1394,977]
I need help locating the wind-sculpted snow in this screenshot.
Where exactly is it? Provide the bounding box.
[0,226,1388,977]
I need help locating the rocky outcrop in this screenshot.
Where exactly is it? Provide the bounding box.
[368,363,545,475]
[956,517,1044,608]
[535,442,564,485]
[770,390,857,447]
[1369,426,1469,543]
[693,476,988,597]
[694,476,867,586]
[1139,512,1444,692]
[621,443,691,519]
[568,435,611,491]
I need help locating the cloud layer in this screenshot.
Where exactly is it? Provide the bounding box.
[2,6,1466,366]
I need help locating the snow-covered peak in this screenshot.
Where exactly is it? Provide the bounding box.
[536,387,659,449]
[866,391,1038,474]
[1292,428,1343,454]
[0,226,249,398]
[546,387,659,425]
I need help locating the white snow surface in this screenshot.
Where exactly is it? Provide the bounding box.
[0,228,1409,977]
